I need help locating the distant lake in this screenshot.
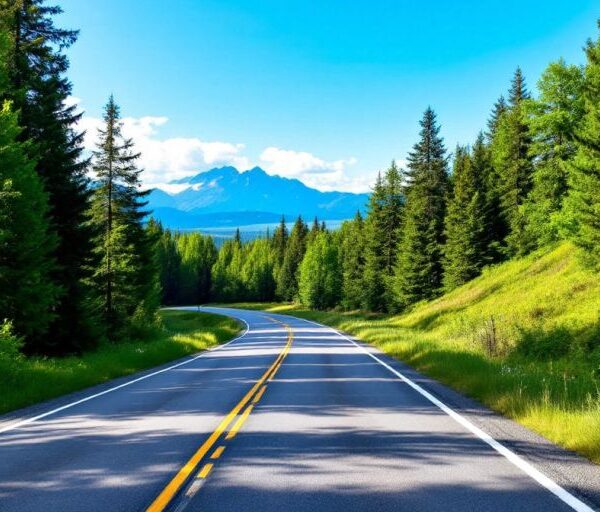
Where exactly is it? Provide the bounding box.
[179,219,346,246]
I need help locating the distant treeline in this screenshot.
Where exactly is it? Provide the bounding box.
[156,23,600,312]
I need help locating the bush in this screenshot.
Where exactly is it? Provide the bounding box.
[0,320,23,360]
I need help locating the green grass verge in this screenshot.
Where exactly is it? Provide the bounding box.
[224,242,600,465]
[0,310,241,415]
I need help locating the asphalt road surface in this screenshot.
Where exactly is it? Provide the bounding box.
[0,307,599,512]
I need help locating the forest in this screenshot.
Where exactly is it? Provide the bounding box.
[155,24,600,324]
[2,0,600,368]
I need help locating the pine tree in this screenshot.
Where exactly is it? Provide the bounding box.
[486,96,507,143]
[394,107,449,308]
[154,225,181,305]
[491,68,534,257]
[177,232,217,305]
[362,172,387,311]
[298,231,341,309]
[522,60,585,249]
[276,216,308,301]
[272,216,288,269]
[308,216,321,243]
[212,240,244,302]
[339,212,366,309]
[0,101,59,350]
[0,0,97,352]
[443,145,487,290]
[471,132,503,263]
[88,96,156,338]
[241,239,276,301]
[563,26,600,267]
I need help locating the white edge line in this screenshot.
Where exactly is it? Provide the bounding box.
[292,314,594,512]
[0,309,250,436]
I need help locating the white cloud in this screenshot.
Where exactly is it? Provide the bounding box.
[72,96,372,193]
[75,102,250,187]
[259,146,367,192]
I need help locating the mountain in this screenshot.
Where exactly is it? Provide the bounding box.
[147,166,369,229]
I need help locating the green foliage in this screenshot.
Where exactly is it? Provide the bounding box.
[491,68,534,257]
[0,101,59,347]
[394,107,449,308]
[276,216,308,300]
[88,96,158,339]
[443,144,487,290]
[241,238,276,301]
[523,60,585,249]
[271,216,288,291]
[176,231,217,304]
[562,26,600,268]
[298,231,341,309]
[211,239,245,302]
[0,0,98,353]
[363,161,404,311]
[339,212,366,309]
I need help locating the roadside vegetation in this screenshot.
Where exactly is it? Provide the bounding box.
[0,310,240,415]
[225,242,600,464]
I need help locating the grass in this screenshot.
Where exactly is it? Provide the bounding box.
[225,242,600,464]
[0,309,241,415]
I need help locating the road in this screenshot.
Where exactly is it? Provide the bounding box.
[0,307,598,511]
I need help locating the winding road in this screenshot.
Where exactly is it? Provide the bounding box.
[0,307,599,511]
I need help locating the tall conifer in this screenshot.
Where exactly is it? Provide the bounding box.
[89,96,156,337]
[443,145,487,290]
[394,108,449,308]
[0,0,97,351]
[563,26,600,267]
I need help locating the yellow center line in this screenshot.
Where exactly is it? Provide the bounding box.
[225,404,254,440]
[197,463,213,479]
[252,385,267,404]
[210,446,226,459]
[145,316,293,512]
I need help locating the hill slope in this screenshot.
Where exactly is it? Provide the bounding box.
[231,242,600,463]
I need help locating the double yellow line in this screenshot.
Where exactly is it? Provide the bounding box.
[146,317,293,512]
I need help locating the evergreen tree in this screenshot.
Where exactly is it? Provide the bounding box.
[308,216,321,243]
[0,0,97,352]
[0,101,59,349]
[362,162,403,311]
[491,68,534,257]
[298,231,341,310]
[522,60,585,249]
[339,212,366,310]
[272,216,288,269]
[212,239,244,301]
[177,232,217,305]
[241,239,276,301]
[563,27,600,267]
[276,216,308,301]
[88,96,156,338]
[486,95,507,143]
[471,132,503,263]
[154,225,181,305]
[394,107,449,308]
[362,172,387,311]
[443,145,487,290]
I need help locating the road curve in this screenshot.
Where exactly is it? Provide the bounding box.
[0,307,598,512]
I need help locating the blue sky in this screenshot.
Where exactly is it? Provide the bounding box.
[59,0,600,192]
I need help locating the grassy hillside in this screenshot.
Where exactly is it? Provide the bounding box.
[0,310,241,415]
[229,242,600,463]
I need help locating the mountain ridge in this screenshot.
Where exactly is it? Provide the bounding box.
[148,166,369,228]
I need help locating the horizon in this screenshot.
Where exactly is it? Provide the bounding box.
[58,0,600,192]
